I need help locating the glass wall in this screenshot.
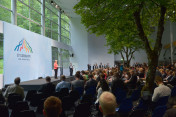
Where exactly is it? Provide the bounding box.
[45,0,60,41]
[61,49,70,69]
[17,0,42,34]
[52,47,59,69]
[61,14,71,45]
[0,0,11,23]
[0,33,3,74]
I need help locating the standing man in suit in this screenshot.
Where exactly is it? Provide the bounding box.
[54,60,59,79]
[69,63,73,76]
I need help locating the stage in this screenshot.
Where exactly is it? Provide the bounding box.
[5,76,74,91]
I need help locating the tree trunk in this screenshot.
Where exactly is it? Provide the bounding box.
[146,52,159,92]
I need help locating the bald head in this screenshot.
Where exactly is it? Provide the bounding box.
[99,92,117,115]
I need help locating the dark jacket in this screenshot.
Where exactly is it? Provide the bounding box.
[38,82,55,96]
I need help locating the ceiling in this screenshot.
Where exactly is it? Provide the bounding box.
[54,0,80,18]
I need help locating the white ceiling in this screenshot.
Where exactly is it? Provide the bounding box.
[54,0,80,18]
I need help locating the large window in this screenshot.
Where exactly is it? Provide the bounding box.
[0,0,12,23]
[17,0,42,34]
[52,47,59,69]
[61,49,70,68]
[45,1,60,41]
[61,14,71,45]
[0,33,3,74]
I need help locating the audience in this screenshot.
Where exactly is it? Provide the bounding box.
[4,77,24,99]
[38,76,55,96]
[55,75,71,92]
[99,92,120,117]
[152,76,171,102]
[2,62,176,117]
[43,96,62,117]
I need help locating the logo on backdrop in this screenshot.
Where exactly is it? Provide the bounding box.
[14,39,33,61]
[14,39,33,53]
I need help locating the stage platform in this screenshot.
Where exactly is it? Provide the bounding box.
[6,76,74,91]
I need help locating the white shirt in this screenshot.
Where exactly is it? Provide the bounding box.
[152,84,171,102]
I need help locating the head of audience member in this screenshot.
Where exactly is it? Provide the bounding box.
[14,77,21,85]
[154,76,163,86]
[99,92,117,116]
[88,74,94,79]
[46,76,51,83]
[100,79,110,91]
[81,70,86,75]
[75,73,80,80]
[129,70,135,75]
[100,73,105,80]
[43,96,62,117]
[76,71,80,75]
[61,75,66,81]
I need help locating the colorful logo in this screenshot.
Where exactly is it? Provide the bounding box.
[14,39,33,53]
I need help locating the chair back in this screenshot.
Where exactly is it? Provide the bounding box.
[74,87,84,97]
[85,86,96,96]
[69,90,80,102]
[62,96,75,111]
[156,96,169,107]
[36,98,46,114]
[30,93,44,107]
[0,104,9,117]
[25,90,37,101]
[152,105,167,117]
[171,86,176,97]
[73,103,91,117]
[19,110,36,117]
[8,93,23,109]
[11,101,29,117]
[59,88,69,100]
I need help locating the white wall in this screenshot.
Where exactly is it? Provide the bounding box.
[3,22,52,85]
[70,17,88,72]
[88,33,114,67]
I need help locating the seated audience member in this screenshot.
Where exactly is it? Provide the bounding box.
[43,96,62,117]
[152,76,171,102]
[138,68,145,78]
[38,76,55,96]
[96,79,110,103]
[71,73,84,90]
[165,70,173,82]
[124,70,137,89]
[167,71,176,86]
[99,92,120,117]
[76,71,84,80]
[55,75,71,92]
[163,96,176,117]
[85,74,97,90]
[4,77,24,99]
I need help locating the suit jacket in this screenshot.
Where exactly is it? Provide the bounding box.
[127,75,137,89]
[38,82,55,95]
[85,79,97,90]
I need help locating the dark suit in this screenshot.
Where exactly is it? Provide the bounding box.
[169,76,176,86]
[69,65,73,76]
[38,83,55,97]
[127,75,137,89]
[85,79,97,90]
